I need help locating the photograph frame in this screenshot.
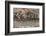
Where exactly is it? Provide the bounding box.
[5,1,45,35]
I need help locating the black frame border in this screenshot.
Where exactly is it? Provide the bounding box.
[5,1,45,35]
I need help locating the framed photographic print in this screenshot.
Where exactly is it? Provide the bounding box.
[5,1,45,35]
